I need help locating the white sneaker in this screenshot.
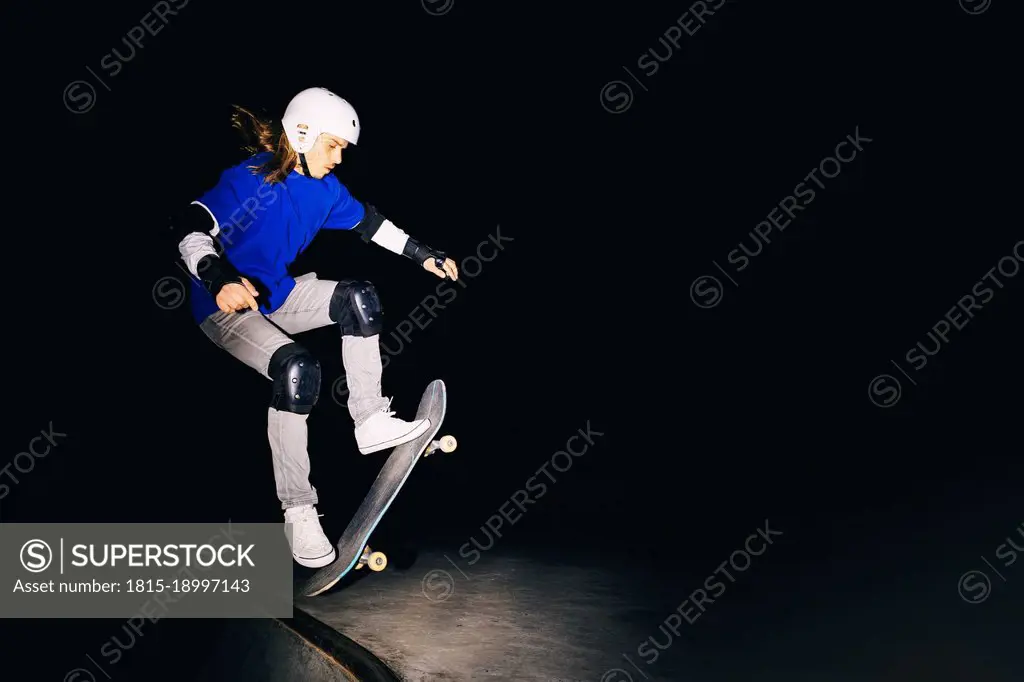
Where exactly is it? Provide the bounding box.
[283,504,336,568]
[354,398,431,455]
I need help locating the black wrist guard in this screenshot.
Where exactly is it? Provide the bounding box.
[402,237,445,268]
[196,254,243,296]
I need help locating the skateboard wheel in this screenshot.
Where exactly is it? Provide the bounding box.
[439,435,457,453]
[367,551,387,571]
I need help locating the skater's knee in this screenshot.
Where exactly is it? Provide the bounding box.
[269,343,321,414]
[329,280,382,337]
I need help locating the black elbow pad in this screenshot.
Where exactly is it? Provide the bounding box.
[352,203,387,243]
[168,202,216,244]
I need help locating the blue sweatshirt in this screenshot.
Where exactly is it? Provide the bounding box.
[187,152,364,322]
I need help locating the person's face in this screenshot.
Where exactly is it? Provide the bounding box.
[298,133,349,178]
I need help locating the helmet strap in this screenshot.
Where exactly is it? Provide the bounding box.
[298,152,313,177]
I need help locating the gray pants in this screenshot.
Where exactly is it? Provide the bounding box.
[199,273,389,510]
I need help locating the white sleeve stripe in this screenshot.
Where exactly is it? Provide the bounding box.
[178,232,219,278]
[370,219,409,255]
[191,200,220,237]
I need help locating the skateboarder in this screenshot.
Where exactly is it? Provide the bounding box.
[168,87,459,568]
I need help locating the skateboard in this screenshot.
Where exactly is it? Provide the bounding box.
[297,379,456,597]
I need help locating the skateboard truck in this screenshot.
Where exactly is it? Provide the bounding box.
[354,545,388,572]
[424,434,457,457]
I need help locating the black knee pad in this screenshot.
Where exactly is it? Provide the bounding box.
[329,280,382,337]
[268,343,321,414]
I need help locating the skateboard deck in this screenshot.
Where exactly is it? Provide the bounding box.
[297,379,454,597]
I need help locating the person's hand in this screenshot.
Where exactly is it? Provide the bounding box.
[216,277,260,313]
[424,257,458,280]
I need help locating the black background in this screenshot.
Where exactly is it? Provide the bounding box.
[2,0,1021,679]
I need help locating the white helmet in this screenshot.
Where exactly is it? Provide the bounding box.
[281,87,360,153]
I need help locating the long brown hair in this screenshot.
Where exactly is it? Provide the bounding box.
[229,104,297,183]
